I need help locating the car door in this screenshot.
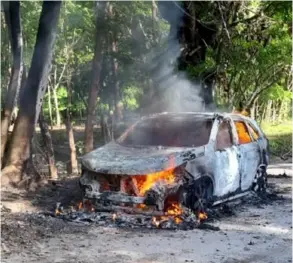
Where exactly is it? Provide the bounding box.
[213,118,241,197]
[232,119,261,191]
[246,121,269,165]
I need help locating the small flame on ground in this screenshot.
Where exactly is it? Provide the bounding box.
[137,204,147,209]
[166,203,184,224]
[150,203,184,227]
[198,212,208,221]
[112,213,117,221]
[152,217,160,227]
[174,217,183,224]
[166,203,183,216]
[72,200,96,213]
[55,209,61,216]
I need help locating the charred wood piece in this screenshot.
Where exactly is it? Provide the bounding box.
[94,191,146,204]
[92,203,165,216]
[145,180,183,210]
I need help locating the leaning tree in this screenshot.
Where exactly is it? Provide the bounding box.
[1,1,23,165]
[1,1,62,185]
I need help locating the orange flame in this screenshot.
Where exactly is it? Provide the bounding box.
[137,204,147,209]
[166,203,183,216]
[235,121,252,144]
[151,203,184,227]
[76,200,95,212]
[232,109,249,117]
[137,168,176,196]
[174,217,183,224]
[198,212,208,221]
[55,209,61,216]
[152,217,160,227]
[112,213,117,221]
[135,155,176,196]
[167,203,183,224]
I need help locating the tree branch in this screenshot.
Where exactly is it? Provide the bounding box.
[246,68,286,108]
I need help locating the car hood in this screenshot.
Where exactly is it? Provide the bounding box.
[81,142,205,175]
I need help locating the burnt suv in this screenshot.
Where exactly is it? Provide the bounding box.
[80,112,269,213]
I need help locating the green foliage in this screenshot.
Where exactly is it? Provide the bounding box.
[122,84,143,110]
[56,86,68,112]
[214,1,292,116]
[1,1,291,125]
[261,121,292,157]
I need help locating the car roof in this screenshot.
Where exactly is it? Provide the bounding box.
[142,112,219,120]
[141,111,254,122]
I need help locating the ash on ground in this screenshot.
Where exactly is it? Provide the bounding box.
[50,183,285,232]
[52,205,207,231]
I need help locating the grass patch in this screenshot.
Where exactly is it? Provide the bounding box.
[261,120,292,157]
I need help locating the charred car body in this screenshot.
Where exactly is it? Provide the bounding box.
[80,112,269,213]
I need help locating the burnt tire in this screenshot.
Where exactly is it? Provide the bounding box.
[184,177,213,213]
[252,165,268,194]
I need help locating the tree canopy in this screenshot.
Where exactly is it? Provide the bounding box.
[2,1,291,123]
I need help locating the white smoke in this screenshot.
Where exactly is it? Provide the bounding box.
[144,32,206,114]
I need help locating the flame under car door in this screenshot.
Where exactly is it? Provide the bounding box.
[213,118,241,197]
[233,120,261,191]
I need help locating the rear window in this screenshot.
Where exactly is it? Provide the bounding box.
[118,116,213,147]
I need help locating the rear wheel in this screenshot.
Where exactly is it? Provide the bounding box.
[252,164,268,193]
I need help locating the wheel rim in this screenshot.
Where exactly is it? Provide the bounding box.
[193,179,211,212]
[253,167,267,193]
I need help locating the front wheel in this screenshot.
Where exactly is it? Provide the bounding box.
[183,177,213,213]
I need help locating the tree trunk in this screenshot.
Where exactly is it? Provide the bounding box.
[151,0,158,42]
[65,72,78,175]
[265,100,272,122]
[112,38,120,122]
[84,1,107,153]
[53,86,61,127]
[108,4,120,123]
[251,100,256,119]
[2,1,62,185]
[1,1,23,165]
[39,111,58,179]
[272,101,277,123]
[53,67,61,127]
[48,84,53,129]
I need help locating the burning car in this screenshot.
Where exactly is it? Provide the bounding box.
[79,112,269,215]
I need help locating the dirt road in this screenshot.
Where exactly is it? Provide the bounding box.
[1,163,292,263]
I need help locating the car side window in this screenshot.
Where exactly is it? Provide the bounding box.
[234,121,252,144]
[246,122,260,141]
[216,121,233,150]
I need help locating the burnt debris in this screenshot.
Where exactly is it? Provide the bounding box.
[53,202,208,231]
[50,181,287,232]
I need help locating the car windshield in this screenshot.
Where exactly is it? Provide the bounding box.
[118,115,213,147]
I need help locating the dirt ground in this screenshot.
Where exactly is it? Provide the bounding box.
[1,161,292,263]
